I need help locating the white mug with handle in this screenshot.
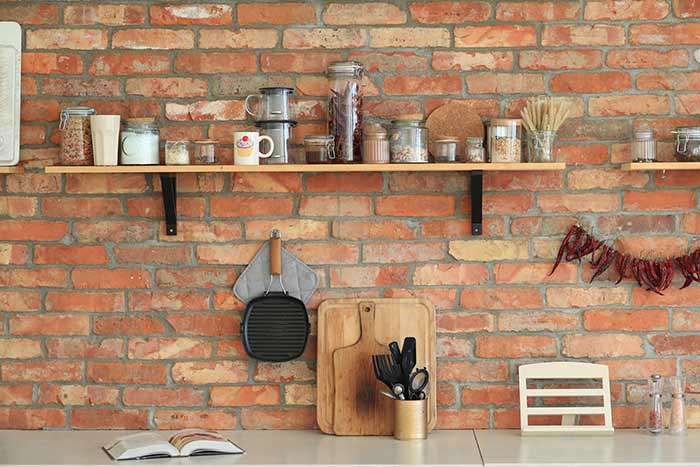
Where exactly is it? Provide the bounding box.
[234,132,275,166]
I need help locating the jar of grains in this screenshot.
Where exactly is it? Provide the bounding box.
[165,141,191,165]
[488,118,522,163]
[389,117,429,163]
[433,137,459,163]
[362,123,390,164]
[464,137,485,162]
[59,106,95,166]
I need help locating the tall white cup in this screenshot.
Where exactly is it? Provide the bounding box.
[234,131,275,166]
[91,115,121,166]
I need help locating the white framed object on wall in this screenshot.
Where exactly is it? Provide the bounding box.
[0,22,20,166]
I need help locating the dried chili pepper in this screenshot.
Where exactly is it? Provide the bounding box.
[590,249,617,283]
[615,254,631,285]
[550,224,580,275]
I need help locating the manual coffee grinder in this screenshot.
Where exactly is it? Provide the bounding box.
[245,87,297,164]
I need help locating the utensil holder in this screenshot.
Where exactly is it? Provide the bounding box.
[394,399,427,440]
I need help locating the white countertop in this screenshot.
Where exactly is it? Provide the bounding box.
[0,430,482,467]
[2,429,700,467]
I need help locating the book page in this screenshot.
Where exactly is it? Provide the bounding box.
[104,432,178,460]
[169,429,244,457]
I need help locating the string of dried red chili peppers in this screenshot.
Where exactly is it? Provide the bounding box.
[551,224,694,295]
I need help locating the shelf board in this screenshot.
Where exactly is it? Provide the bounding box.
[44,162,565,174]
[622,162,700,171]
[0,166,22,174]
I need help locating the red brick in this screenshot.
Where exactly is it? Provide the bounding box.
[0,5,58,24]
[455,25,536,47]
[0,385,33,405]
[210,196,292,217]
[673,310,700,330]
[283,28,366,49]
[410,2,491,23]
[245,219,327,240]
[589,95,669,116]
[362,242,444,263]
[261,52,342,73]
[306,173,383,192]
[150,4,232,24]
[467,73,544,94]
[323,3,406,24]
[128,337,212,359]
[72,268,151,289]
[238,3,316,24]
[519,50,602,70]
[199,29,278,49]
[1,361,82,382]
[196,244,259,265]
[585,309,668,331]
[35,245,108,265]
[499,311,579,332]
[285,242,360,265]
[10,315,89,336]
[7,173,60,193]
[20,125,46,145]
[114,246,191,265]
[42,197,123,217]
[633,285,700,306]
[241,408,316,429]
[65,173,146,193]
[88,362,167,384]
[437,335,471,358]
[461,288,543,310]
[547,287,627,308]
[438,361,509,382]
[414,264,488,286]
[45,338,123,359]
[0,196,37,216]
[369,27,450,47]
[674,0,700,18]
[156,267,237,289]
[543,24,625,46]
[437,312,493,333]
[21,99,61,122]
[551,72,632,94]
[299,195,371,216]
[568,168,649,190]
[39,384,118,406]
[0,220,67,241]
[166,314,239,336]
[333,220,418,240]
[585,0,669,20]
[638,71,700,91]
[375,195,454,216]
[494,263,577,284]
[113,29,194,49]
[538,193,618,212]
[129,291,209,312]
[607,49,689,68]
[631,23,700,45]
[172,361,248,384]
[349,52,427,72]
[0,408,66,429]
[159,221,241,242]
[598,214,675,235]
[624,190,695,210]
[93,316,165,335]
[385,287,457,310]
[0,291,40,312]
[210,385,280,406]
[496,1,580,20]
[73,220,153,243]
[433,51,513,71]
[476,336,556,358]
[88,53,170,76]
[22,53,83,74]
[0,268,68,288]
[330,266,409,288]
[128,197,204,219]
[124,387,204,407]
[126,77,207,98]
[155,410,236,430]
[461,385,519,405]
[562,334,644,358]
[27,29,108,50]
[0,339,42,359]
[437,409,489,429]
[384,75,462,95]
[650,335,700,354]
[64,5,145,25]
[72,408,148,429]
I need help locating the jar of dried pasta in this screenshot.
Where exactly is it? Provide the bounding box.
[59,106,95,166]
[488,119,522,163]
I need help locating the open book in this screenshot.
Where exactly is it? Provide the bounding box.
[104,429,245,461]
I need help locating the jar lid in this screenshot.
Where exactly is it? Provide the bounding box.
[490,118,522,126]
[466,136,484,143]
[166,140,189,144]
[673,126,700,136]
[193,140,218,144]
[61,106,95,116]
[259,87,294,94]
[435,136,459,143]
[124,117,158,129]
[634,129,654,139]
[327,61,364,75]
[394,113,424,122]
[304,135,334,144]
[363,123,387,136]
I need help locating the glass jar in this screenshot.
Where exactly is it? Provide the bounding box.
[362,123,389,164]
[165,141,191,165]
[120,118,160,165]
[633,125,656,162]
[193,140,217,165]
[488,119,522,163]
[304,135,335,164]
[672,126,700,162]
[668,375,687,435]
[648,374,664,434]
[59,106,95,166]
[433,137,458,163]
[327,61,364,163]
[389,117,428,163]
[464,137,485,163]
[526,130,556,163]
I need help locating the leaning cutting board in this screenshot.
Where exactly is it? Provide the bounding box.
[317,298,436,435]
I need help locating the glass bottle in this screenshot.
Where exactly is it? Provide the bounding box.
[668,375,687,435]
[59,106,96,166]
[633,124,656,162]
[648,374,664,434]
[327,61,364,163]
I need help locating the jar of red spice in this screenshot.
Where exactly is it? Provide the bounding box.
[59,106,95,166]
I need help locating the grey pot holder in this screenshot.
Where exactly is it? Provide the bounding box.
[233,242,319,305]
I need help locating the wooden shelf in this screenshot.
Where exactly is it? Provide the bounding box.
[44,162,565,174]
[623,162,700,171]
[0,166,22,174]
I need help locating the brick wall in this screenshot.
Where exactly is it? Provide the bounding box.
[2,0,700,430]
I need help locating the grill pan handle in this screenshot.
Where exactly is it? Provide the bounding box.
[270,230,282,276]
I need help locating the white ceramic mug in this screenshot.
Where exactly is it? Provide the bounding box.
[90,115,120,166]
[234,132,275,165]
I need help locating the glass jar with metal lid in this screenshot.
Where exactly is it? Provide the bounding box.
[389,116,428,163]
[193,140,217,165]
[327,61,364,163]
[362,123,389,164]
[120,118,160,165]
[59,106,95,166]
[488,118,522,163]
[672,126,700,162]
[304,135,335,164]
[464,137,485,163]
[632,125,656,163]
[433,137,459,163]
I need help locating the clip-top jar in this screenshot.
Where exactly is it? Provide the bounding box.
[390,116,428,163]
[59,106,95,166]
[304,135,335,164]
[672,126,700,162]
[327,61,364,163]
[120,118,160,165]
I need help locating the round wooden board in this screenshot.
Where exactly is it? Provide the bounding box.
[426,103,485,156]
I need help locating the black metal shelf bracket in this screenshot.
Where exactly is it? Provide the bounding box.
[470,170,483,236]
[160,173,177,236]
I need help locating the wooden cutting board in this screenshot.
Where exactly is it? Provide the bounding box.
[317,298,436,435]
[332,302,393,435]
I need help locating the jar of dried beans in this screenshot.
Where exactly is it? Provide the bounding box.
[389,117,428,163]
[488,119,522,163]
[327,61,364,163]
[59,106,95,166]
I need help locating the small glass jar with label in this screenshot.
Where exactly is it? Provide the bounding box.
[488,119,522,163]
[464,137,485,163]
[389,117,428,163]
[433,137,458,163]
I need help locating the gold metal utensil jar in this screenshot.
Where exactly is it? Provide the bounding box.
[394,399,427,440]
